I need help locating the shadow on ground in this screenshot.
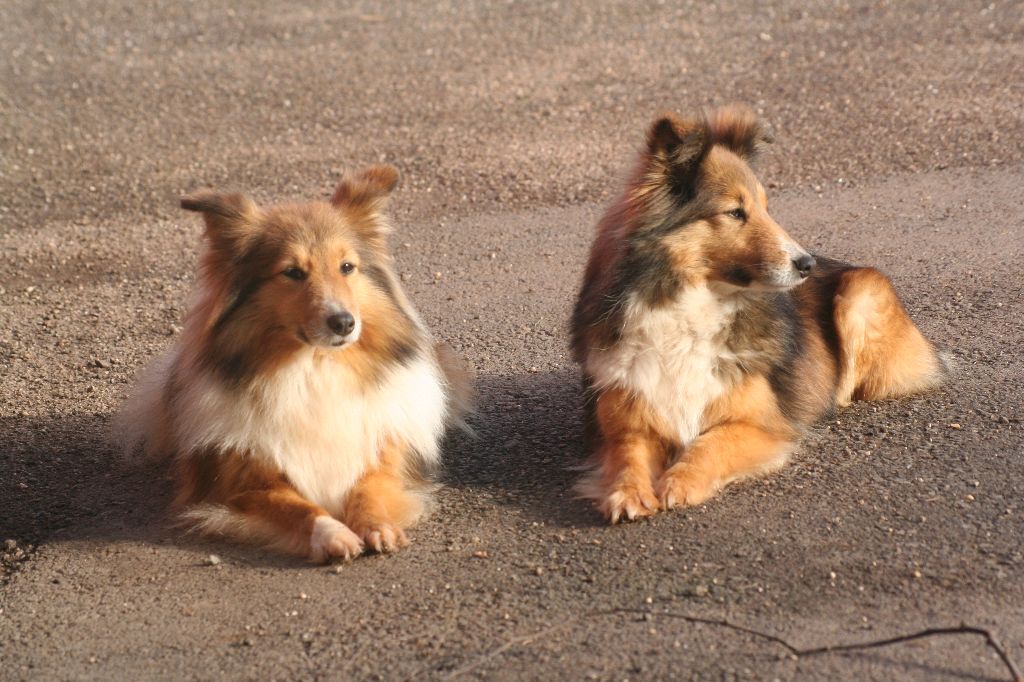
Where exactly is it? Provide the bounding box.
[0,368,597,556]
[0,412,169,545]
[442,369,599,528]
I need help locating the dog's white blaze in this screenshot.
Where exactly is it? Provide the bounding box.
[586,285,742,446]
[172,351,448,515]
[769,238,809,288]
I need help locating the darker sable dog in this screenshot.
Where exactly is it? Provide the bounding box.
[571,105,947,523]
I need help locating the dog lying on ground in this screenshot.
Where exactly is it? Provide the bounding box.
[118,165,469,561]
[571,105,947,523]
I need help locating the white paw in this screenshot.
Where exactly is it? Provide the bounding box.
[310,516,363,563]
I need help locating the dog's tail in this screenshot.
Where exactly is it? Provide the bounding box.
[435,342,475,435]
[111,348,178,461]
[180,504,314,558]
[937,350,957,378]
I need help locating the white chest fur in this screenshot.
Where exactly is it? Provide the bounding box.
[586,285,742,445]
[173,352,448,514]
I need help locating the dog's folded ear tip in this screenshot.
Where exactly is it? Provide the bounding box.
[331,164,401,208]
[366,162,399,175]
[180,188,221,206]
[364,163,400,191]
[647,113,707,161]
[647,114,682,152]
[649,112,679,130]
[179,192,256,221]
[180,195,205,211]
[179,193,210,212]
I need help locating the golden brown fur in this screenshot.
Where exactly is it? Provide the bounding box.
[118,165,469,561]
[571,106,946,523]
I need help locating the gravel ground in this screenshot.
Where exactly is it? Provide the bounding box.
[1,1,1022,680]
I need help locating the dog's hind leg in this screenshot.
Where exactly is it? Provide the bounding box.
[177,450,364,563]
[833,267,946,406]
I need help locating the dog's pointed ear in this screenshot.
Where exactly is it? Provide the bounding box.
[330,164,399,212]
[648,114,705,161]
[330,165,399,251]
[646,114,708,199]
[180,191,259,251]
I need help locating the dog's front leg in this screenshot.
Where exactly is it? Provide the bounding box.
[341,439,420,553]
[656,422,791,508]
[588,387,668,524]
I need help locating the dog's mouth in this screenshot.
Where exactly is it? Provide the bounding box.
[296,326,360,349]
[719,263,808,292]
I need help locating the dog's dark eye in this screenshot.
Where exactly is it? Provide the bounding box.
[726,208,747,221]
[283,267,307,281]
[340,262,356,275]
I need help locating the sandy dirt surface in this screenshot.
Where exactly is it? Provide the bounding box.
[2,1,1023,679]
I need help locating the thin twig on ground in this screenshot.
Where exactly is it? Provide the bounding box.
[603,608,1022,682]
[439,608,1021,681]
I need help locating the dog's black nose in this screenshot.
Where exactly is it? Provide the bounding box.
[793,254,816,278]
[326,311,355,336]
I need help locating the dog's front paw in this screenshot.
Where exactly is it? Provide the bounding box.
[310,516,364,563]
[358,523,409,554]
[656,464,717,509]
[601,481,660,524]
